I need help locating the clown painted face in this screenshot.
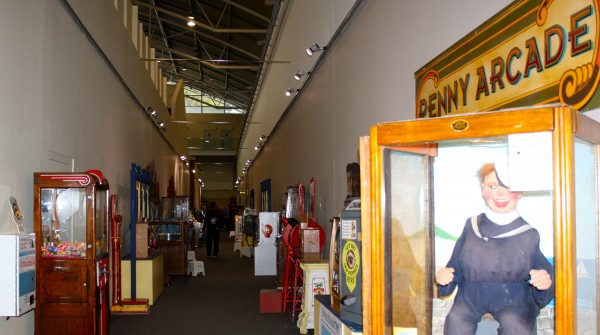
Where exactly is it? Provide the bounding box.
[481,170,521,214]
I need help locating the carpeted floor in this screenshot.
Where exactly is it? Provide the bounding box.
[109,231,311,335]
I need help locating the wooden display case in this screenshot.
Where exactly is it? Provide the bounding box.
[34,171,110,335]
[361,106,600,335]
[161,196,190,221]
[149,221,188,275]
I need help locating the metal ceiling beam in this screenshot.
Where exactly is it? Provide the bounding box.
[137,13,262,62]
[215,0,271,23]
[133,1,268,34]
[152,45,257,70]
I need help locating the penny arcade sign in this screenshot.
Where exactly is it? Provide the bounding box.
[415,0,600,118]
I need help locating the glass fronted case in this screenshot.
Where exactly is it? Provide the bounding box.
[161,196,190,221]
[361,106,600,335]
[149,220,188,275]
[34,172,110,335]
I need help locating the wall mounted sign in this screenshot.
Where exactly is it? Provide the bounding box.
[415,0,600,118]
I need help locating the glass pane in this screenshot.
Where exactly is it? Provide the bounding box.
[161,197,173,219]
[155,223,182,241]
[432,136,555,334]
[40,188,87,258]
[574,138,598,334]
[385,149,431,333]
[96,189,108,259]
[173,197,189,221]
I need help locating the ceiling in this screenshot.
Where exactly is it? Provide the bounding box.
[133,0,362,192]
[134,0,281,189]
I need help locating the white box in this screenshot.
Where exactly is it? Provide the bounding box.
[0,234,36,316]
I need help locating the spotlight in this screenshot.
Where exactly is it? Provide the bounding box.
[285,88,300,96]
[187,16,196,27]
[306,43,326,56]
[259,135,267,141]
[180,155,187,161]
[294,70,311,81]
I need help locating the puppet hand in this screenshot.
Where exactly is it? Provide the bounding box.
[529,269,552,290]
[436,267,455,286]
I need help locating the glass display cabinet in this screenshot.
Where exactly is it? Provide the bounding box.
[34,171,110,335]
[149,220,188,275]
[161,196,190,221]
[361,106,600,335]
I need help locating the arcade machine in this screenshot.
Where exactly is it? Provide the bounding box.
[241,208,257,257]
[338,198,363,326]
[362,106,600,334]
[0,197,36,318]
[255,212,279,275]
[33,171,110,335]
[330,162,363,325]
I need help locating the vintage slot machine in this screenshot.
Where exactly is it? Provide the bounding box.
[338,198,363,325]
[34,171,110,335]
[362,106,600,335]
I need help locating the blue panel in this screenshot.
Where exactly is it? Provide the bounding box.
[19,270,35,296]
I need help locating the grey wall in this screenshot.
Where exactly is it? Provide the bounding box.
[242,0,523,258]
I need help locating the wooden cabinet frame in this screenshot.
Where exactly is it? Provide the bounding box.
[361,106,600,334]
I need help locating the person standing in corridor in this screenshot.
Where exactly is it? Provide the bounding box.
[203,201,224,258]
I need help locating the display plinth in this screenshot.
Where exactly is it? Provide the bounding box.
[298,261,330,334]
[121,252,164,305]
[315,295,362,335]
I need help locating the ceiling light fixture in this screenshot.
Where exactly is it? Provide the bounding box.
[259,135,267,141]
[306,43,326,56]
[294,70,311,81]
[285,88,300,96]
[187,16,196,27]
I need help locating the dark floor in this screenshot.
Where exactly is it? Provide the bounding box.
[109,232,312,335]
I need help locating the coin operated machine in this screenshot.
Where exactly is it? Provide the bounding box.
[33,171,110,335]
[241,208,258,257]
[338,197,363,325]
[255,212,279,275]
[0,196,36,317]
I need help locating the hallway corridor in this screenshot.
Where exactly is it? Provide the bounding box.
[109,232,308,335]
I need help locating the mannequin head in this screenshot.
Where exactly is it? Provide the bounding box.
[478,163,521,214]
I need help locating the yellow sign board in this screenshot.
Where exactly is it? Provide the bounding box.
[415,0,600,118]
[342,240,360,293]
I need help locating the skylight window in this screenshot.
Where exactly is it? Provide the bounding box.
[184,86,245,114]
